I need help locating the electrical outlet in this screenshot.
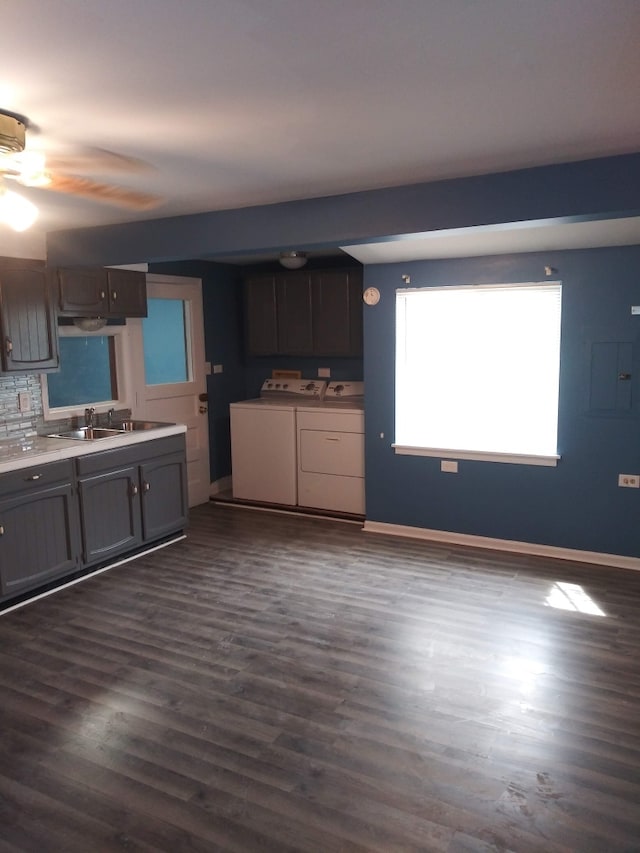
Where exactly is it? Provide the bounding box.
[318,367,331,378]
[212,364,223,374]
[18,392,31,412]
[618,474,640,488]
[441,460,458,473]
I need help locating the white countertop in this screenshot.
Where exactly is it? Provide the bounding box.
[0,423,187,474]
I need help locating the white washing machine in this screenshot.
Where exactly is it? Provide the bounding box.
[296,381,365,515]
[230,379,327,505]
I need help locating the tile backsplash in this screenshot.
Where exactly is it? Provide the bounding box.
[0,374,42,439]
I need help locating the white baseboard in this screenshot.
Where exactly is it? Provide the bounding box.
[210,475,232,495]
[363,520,640,572]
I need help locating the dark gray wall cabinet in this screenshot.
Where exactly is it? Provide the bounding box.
[57,266,147,318]
[244,268,363,357]
[0,257,59,372]
[0,460,79,598]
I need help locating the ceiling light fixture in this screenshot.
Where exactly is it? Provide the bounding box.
[0,184,38,231]
[279,250,308,270]
[73,316,107,331]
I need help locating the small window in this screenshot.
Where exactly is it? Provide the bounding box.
[142,297,190,385]
[42,325,133,419]
[394,282,562,466]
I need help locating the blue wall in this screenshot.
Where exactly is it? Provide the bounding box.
[364,245,640,558]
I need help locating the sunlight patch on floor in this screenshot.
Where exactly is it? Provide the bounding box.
[545,581,606,616]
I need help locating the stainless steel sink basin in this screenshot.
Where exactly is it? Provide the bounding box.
[48,427,125,441]
[116,420,170,431]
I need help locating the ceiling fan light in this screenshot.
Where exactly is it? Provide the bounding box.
[0,187,38,231]
[0,112,26,154]
[279,250,307,270]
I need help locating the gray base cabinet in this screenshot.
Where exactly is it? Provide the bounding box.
[0,434,187,604]
[78,465,143,565]
[0,460,80,598]
[75,435,187,568]
[140,452,188,541]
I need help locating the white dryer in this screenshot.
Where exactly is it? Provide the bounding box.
[229,379,326,505]
[296,381,365,515]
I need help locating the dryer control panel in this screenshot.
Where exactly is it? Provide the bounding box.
[260,379,327,399]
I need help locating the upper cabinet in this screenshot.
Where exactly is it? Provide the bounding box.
[57,266,147,318]
[244,268,362,357]
[0,257,59,373]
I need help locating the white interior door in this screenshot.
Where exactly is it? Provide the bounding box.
[130,274,211,506]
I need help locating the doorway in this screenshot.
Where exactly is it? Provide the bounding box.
[130,274,210,506]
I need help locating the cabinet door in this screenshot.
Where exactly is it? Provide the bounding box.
[78,466,142,565]
[106,269,147,317]
[0,483,80,598]
[312,269,363,357]
[0,258,59,372]
[57,267,109,316]
[244,276,279,355]
[277,273,313,355]
[140,452,188,541]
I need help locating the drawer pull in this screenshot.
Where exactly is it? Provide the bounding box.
[26,474,41,481]
[325,437,340,441]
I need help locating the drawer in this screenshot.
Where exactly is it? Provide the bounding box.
[0,459,74,498]
[298,429,364,477]
[76,434,185,475]
[296,410,364,433]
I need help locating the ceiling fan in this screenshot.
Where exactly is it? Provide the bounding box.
[0,109,162,227]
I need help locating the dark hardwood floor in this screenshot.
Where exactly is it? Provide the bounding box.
[1,503,639,852]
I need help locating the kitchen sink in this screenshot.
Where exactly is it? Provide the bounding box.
[116,420,170,431]
[48,427,125,441]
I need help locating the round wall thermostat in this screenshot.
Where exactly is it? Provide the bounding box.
[363,286,380,306]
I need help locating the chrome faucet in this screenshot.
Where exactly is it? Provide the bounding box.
[84,407,95,428]
[107,407,115,427]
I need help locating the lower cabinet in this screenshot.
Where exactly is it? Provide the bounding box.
[76,435,188,567]
[78,465,143,565]
[0,434,188,603]
[0,460,80,598]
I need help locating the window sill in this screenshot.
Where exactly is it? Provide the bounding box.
[392,444,560,467]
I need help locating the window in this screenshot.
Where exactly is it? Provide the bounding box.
[394,282,562,466]
[142,297,190,385]
[42,324,133,419]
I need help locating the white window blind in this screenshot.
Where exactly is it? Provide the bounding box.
[395,282,562,463]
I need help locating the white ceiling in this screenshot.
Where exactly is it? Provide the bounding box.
[2,0,640,247]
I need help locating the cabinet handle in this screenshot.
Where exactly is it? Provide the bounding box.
[131,483,138,496]
[25,474,41,481]
[325,437,340,441]
[0,525,4,536]
[100,290,106,300]
[143,481,150,492]
[5,338,12,354]
[112,290,117,301]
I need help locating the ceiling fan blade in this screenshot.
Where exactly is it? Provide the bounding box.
[44,173,162,210]
[44,146,152,175]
